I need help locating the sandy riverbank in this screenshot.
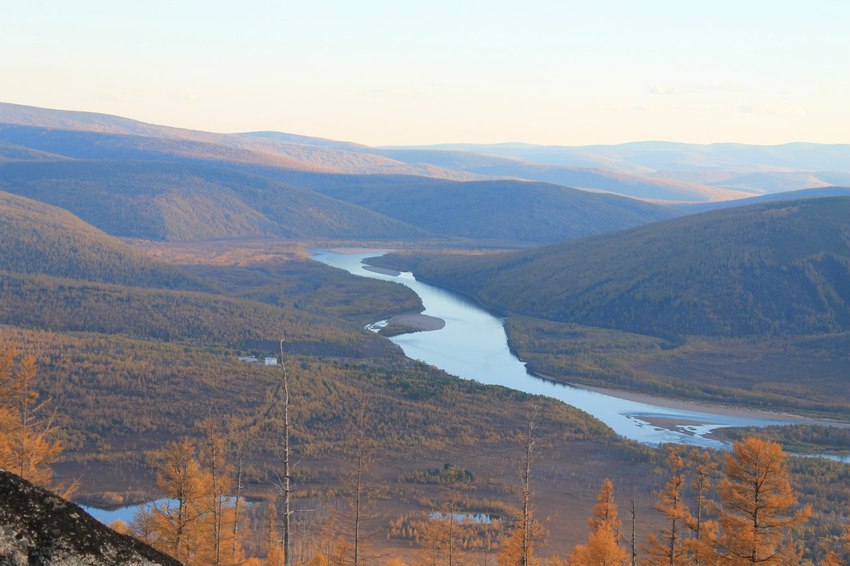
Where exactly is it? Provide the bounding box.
[386,313,446,332]
[564,380,848,426]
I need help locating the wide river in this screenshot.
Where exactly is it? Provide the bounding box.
[311,250,820,450]
[79,249,848,523]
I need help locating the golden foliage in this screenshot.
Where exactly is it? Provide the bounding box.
[0,345,63,488]
[589,479,621,538]
[566,479,628,566]
[642,447,692,565]
[497,519,546,566]
[567,526,628,566]
[717,437,811,564]
[132,434,248,565]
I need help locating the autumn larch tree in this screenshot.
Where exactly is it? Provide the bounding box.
[419,490,467,566]
[567,478,628,566]
[643,446,691,565]
[0,345,62,489]
[685,448,718,565]
[145,438,213,564]
[716,437,811,565]
[263,498,286,566]
[199,417,233,566]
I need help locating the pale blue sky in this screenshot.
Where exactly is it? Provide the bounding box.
[3,1,848,145]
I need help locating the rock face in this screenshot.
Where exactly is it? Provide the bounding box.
[0,469,180,565]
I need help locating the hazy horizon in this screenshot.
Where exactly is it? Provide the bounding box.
[5,100,850,150]
[5,1,850,146]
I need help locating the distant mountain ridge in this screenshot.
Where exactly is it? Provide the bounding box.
[370,148,752,202]
[0,154,677,246]
[386,140,850,173]
[674,186,850,215]
[1,101,848,246]
[0,102,786,203]
[381,141,850,198]
[0,103,480,180]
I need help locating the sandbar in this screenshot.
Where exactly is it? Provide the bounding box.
[386,313,446,332]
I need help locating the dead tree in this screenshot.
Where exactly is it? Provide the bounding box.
[520,405,538,566]
[279,337,292,566]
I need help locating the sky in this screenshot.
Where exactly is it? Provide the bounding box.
[3,0,849,146]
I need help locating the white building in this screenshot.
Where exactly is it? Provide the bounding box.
[264,357,279,366]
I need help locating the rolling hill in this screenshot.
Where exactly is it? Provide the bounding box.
[303,177,677,244]
[377,197,850,338]
[0,191,198,289]
[0,159,678,246]
[0,103,778,202]
[0,103,478,179]
[0,124,330,171]
[0,160,431,241]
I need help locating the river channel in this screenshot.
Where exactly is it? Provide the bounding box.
[311,250,824,450]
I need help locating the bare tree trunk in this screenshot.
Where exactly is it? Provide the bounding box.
[280,338,292,566]
[631,491,637,566]
[351,394,373,566]
[448,500,455,566]
[521,405,538,566]
[354,449,362,566]
[231,449,243,564]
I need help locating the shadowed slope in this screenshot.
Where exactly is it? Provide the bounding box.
[0,160,431,241]
[0,191,198,288]
[380,197,850,338]
[306,178,675,244]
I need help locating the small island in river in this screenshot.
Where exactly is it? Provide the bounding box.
[376,312,446,336]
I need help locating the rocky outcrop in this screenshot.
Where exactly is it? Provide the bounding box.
[0,469,180,565]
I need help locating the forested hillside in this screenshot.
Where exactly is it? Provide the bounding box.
[0,191,198,289]
[380,197,850,338]
[0,160,431,241]
[305,178,675,244]
[0,159,679,246]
